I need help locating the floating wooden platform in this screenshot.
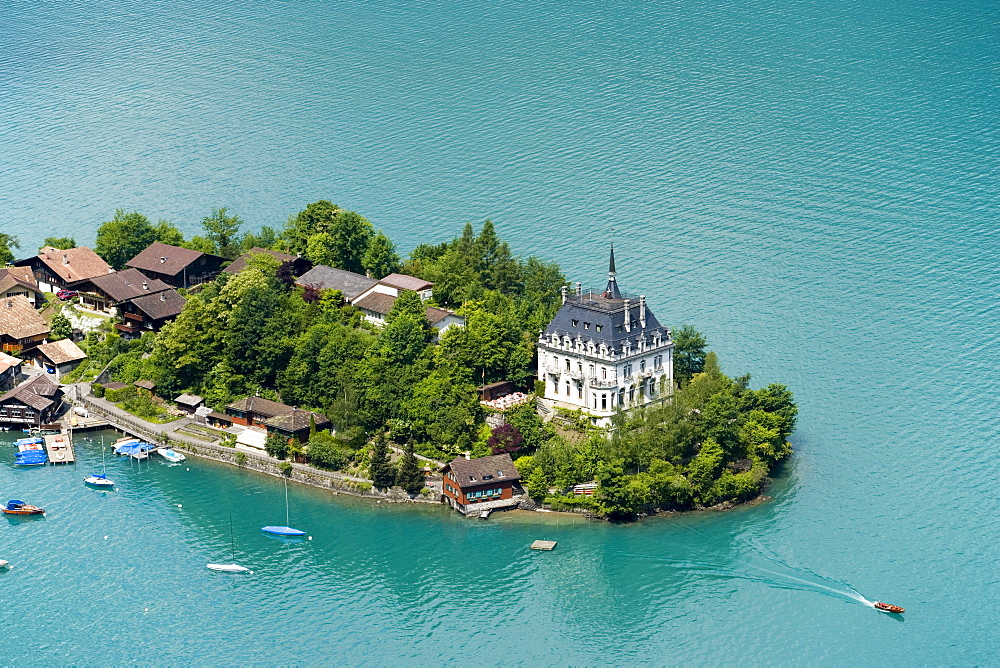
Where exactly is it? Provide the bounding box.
[530,540,557,551]
[44,433,75,465]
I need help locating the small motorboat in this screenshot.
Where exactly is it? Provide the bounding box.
[159,448,186,463]
[874,602,905,614]
[14,449,47,466]
[115,441,152,460]
[3,500,45,516]
[0,560,10,569]
[207,563,252,574]
[84,473,115,489]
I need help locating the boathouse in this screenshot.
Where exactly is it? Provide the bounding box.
[441,453,521,514]
[0,374,63,427]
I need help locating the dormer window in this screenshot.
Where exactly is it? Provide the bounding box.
[584,322,590,330]
[596,325,602,332]
[483,474,493,481]
[616,325,623,333]
[497,470,505,477]
[572,319,579,327]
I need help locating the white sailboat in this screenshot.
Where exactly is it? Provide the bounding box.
[84,437,115,489]
[207,512,252,574]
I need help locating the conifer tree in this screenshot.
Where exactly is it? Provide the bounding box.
[395,440,424,494]
[369,437,394,490]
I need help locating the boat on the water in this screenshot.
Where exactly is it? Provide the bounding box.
[208,512,252,574]
[115,441,153,460]
[159,448,186,463]
[261,476,305,537]
[13,437,43,448]
[0,559,10,569]
[85,440,115,489]
[874,602,905,614]
[14,448,47,466]
[3,500,45,516]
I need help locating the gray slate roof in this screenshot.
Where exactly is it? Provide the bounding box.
[126,242,223,277]
[294,265,377,302]
[129,288,185,320]
[543,290,667,355]
[444,453,520,490]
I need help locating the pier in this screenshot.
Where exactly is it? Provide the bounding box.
[44,432,75,464]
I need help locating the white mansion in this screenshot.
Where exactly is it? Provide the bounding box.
[537,247,674,423]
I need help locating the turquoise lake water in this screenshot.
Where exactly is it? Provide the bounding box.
[2,0,998,663]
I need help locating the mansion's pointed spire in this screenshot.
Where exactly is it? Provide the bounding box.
[604,243,622,299]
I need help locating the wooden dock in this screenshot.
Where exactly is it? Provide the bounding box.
[44,432,75,465]
[530,540,557,551]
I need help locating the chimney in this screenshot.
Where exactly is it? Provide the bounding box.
[560,285,567,304]
[639,295,646,328]
[142,281,148,291]
[63,254,69,265]
[623,298,631,332]
[160,256,166,264]
[464,451,471,460]
[160,292,166,302]
[576,282,582,297]
[5,299,11,308]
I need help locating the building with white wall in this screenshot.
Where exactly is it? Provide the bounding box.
[537,247,673,424]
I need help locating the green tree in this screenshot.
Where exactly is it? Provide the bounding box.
[395,441,424,494]
[673,325,707,385]
[369,437,395,490]
[265,432,290,459]
[49,312,72,341]
[286,201,373,273]
[0,233,20,265]
[282,200,339,254]
[362,230,401,279]
[525,466,549,501]
[95,210,158,269]
[306,430,350,470]
[202,207,243,258]
[41,237,75,250]
[153,220,185,247]
[687,437,725,501]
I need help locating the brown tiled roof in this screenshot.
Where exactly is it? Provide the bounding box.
[0,352,22,374]
[134,380,156,390]
[0,267,38,294]
[126,242,221,277]
[379,273,433,292]
[226,396,294,419]
[223,248,302,275]
[444,453,520,490]
[174,393,204,407]
[206,410,233,423]
[0,374,60,411]
[265,409,330,433]
[425,306,455,325]
[353,291,397,315]
[37,247,112,284]
[129,288,185,320]
[294,265,377,301]
[101,382,127,391]
[89,269,170,303]
[35,339,87,365]
[0,296,49,339]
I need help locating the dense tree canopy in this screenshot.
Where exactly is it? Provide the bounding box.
[0,233,19,265]
[42,237,75,250]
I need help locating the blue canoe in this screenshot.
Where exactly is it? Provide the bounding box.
[14,450,47,466]
[13,437,43,447]
[261,525,306,537]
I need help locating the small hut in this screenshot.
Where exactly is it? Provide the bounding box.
[174,393,204,414]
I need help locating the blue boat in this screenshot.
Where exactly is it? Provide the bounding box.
[115,441,153,460]
[13,437,43,448]
[261,477,305,537]
[14,449,47,466]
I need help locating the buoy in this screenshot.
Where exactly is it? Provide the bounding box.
[144,608,148,612]
[177,504,182,508]
[186,468,190,471]
[308,536,313,541]
[104,536,109,540]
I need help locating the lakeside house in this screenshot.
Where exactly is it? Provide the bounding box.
[224,396,332,444]
[0,374,63,427]
[78,268,171,315]
[0,296,49,354]
[115,288,186,336]
[0,267,43,306]
[33,339,87,378]
[223,247,312,277]
[294,265,378,303]
[13,246,113,293]
[441,453,521,514]
[126,242,226,289]
[0,352,23,391]
[536,246,674,425]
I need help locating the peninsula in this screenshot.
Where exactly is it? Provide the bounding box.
[1,202,796,521]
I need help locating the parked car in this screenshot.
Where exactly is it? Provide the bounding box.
[56,289,78,300]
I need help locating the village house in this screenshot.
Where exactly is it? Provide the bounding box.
[0,374,63,427]
[293,265,378,303]
[352,291,465,337]
[173,393,204,414]
[78,268,171,314]
[223,248,312,277]
[126,242,226,289]
[225,396,331,445]
[13,246,113,293]
[0,267,43,306]
[33,339,87,378]
[536,246,674,426]
[0,352,23,391]
[115,288,185,337]
[356,273,434,302]
[441,453,521,514]
[0,296,49,354]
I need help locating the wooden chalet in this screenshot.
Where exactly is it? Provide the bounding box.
[225,396,330,444]
[33,339,87,378]
[441,453,521,514]
[0,352,23,391]
[265,408,331,444]
[0,267,42,306]
[0,296,49,353]
[79,268,171,314]
[116,288,185,336]
[223,248,312,277]
[126,242,226,289]
[174,393,204,414]
[0,374,63,427]
[13,246,113,293]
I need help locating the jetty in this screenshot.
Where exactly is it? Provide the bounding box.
[44,432,75,465]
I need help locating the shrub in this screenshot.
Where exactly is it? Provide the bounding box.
[278,460,293,476]
[265,433,289,460]
[105,385,135,402]
[91,383,105,398]
[234,451,248,466]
